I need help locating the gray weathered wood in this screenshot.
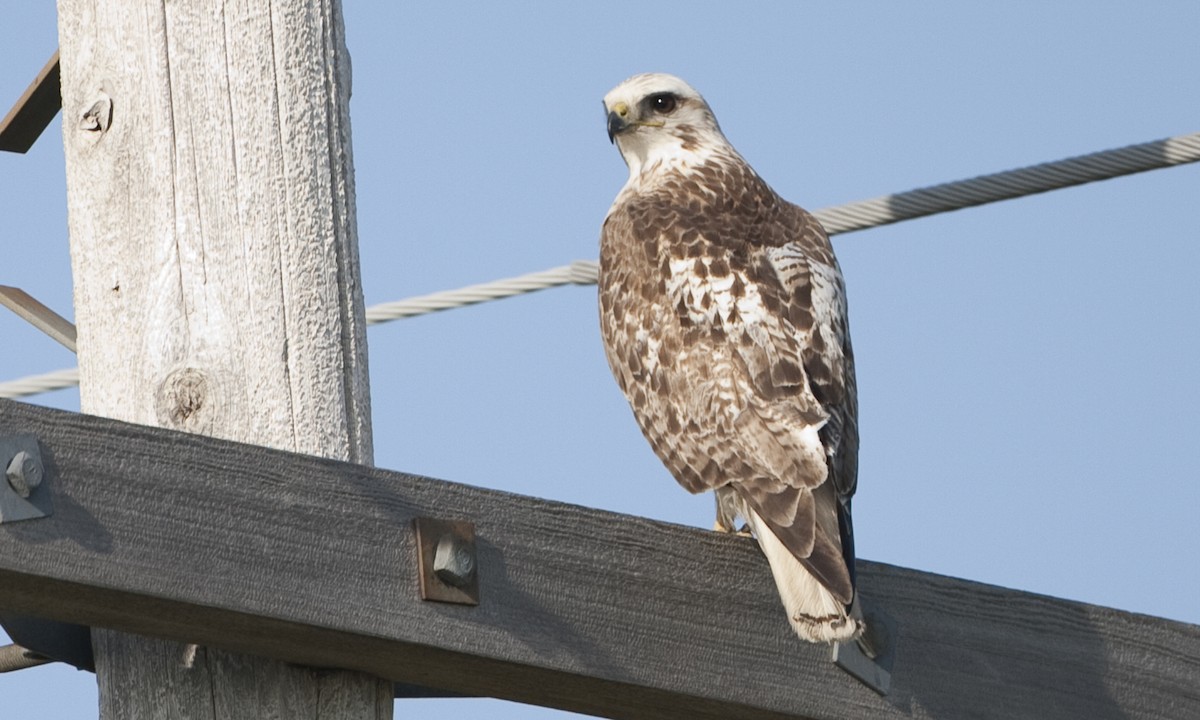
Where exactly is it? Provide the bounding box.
[53,0,385,715]
[1,399,1197,720]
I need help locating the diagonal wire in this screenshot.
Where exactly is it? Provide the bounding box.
[2,131,1198,399]
[812,132,1200,234]
[365,260,600,324]
[0,367,79,399]
[0,644,52,673]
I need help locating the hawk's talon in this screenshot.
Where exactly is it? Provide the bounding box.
[712,519,754,538]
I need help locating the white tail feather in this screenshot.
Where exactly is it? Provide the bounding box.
[746,509,862,644]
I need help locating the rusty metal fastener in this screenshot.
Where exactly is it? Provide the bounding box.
[6,450,43,498]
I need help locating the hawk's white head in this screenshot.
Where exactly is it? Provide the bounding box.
[603,73,732,179]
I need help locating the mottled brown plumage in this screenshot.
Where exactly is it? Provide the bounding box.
[600,73,861,642]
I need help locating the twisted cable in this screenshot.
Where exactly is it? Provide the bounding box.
[2,132,1196,399]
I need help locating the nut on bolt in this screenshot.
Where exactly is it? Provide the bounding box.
[6,450,43,498]
[414,517,479,605]
[433,534,476,588]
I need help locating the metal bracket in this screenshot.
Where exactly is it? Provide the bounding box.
[0,612,93,672]
[0,435,51,524]
[832,597,898,696]
[413,517,478,605]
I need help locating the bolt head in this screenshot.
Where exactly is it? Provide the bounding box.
[6,450,43,498]
[433,534,476,588]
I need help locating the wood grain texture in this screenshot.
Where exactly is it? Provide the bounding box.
[55,0,371,460]
[1,399,1198,720]
[52,0,383,714]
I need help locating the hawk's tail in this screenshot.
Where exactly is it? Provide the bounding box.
[746,508,863,644]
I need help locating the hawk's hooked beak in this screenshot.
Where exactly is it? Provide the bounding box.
[607,101,632,143]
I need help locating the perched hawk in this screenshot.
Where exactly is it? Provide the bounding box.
[599,73,862,643]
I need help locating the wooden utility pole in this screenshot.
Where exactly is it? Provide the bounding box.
[55,0,390,717]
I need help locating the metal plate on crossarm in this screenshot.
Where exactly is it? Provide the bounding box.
[832,597,898,696]
[0,435,51,524]
[413,517,479,605]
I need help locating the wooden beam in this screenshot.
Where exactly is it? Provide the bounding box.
[1,398,1197,720]
[0,51,60,154]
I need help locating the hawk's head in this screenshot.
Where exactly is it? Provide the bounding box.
[603,73,729,176]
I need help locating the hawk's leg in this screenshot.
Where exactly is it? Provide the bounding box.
[713,489,754,537]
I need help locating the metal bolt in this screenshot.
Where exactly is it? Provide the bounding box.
[6,451,43,498]
[433,533,476,588]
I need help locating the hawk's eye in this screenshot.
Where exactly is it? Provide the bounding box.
[648,93,678,114]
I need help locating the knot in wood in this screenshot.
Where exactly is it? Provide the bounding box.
[156,367,217,431]
[78,92,112,134]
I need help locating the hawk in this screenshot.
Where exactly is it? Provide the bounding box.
[599,73,862,643]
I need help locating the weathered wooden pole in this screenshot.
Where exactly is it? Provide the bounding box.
[55,0,390,717]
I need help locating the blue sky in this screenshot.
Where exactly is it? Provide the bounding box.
[3,3,1198,718]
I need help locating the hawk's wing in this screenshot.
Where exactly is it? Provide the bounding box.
[725,205,859,604]
[599,190,858,605]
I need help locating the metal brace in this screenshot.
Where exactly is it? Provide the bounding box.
[832,596,898,695]
[0,435,51,524]
[413,517,479,605]
[0,286,77,353]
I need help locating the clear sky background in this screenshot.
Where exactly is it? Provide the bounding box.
[2,2,1198,718]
